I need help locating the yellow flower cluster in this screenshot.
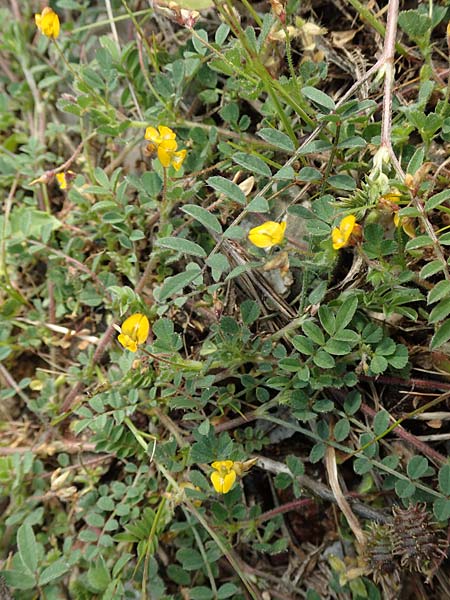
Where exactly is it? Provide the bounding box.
[117,313,149,352]
[144,125,187,171]
[35,7,60,39]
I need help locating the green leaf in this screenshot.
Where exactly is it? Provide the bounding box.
[344,391,361,415]
[17,523,38,574]
[438,231,450,245]
[298,166,322,182]
[168,564,191,585]
[302,86,335,111]
[334,418,350,442]
[438,464,450,495]
[395,479,416,498]
[387,345,409,369]
[38,558,70,585]
[157,266,202,302]
[257,128,295,152]
[286,454,305,476]
[10,207,61,240]
[398,10,432,41]
[156,237,206,258]
[177,548,204,571]
[232,152,272,177]
[313,350,335,369]
[425,189,450,211]
[223,225,246,239]
[246,196,269,212]
[430,320,450,349]
[420,260,444,279]
[87,557,111,592]
[407,147,425,175]
[327,174,356,191]
[429,298,450,323]
[207,176,246,205]
[309,442,325,463]
[373,410,390,436]
[302,320,325,345]
[241,299,260,325]
[292,335,314,355]
[433,497,450,521]
[206,253,230,280]
[335,296,358,331]
[405,235,433,250]
[323,339,351,355]
[333,329,359,343]
[428,280,450,304]
[370,354,388,374]
[190,586,214,600]
[353,457,372,475]
[1,569,36,590]
[192,29,208,55]
[215,23,230,46]
[407,455,429,479]
[182,204,222,233]
[318,305,336,336]
[274,165,295,180]
[218,583,239,599]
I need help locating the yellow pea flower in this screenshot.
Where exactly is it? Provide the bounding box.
[35,7,60,39]
[157,140,187,171]
[117,313,150,352]
[55,173,67,190]
[210,460,237,494]
[331,215,360,250]
[393,213,416,238]
[248,221,287,248]
[144,125,176,146]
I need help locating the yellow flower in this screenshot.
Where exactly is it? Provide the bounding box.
[210,460,237,494]
[393,213,416,238]
[117,313,149,352]
[144,125,176,146]
[331,215,359,250]
[248,221,287,248]
[56,173,68,190]
[157,140,187,171]
[35,7,60,39]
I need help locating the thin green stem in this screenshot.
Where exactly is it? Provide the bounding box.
[120,0,171,110]
[71,8,153,34]
[157,462,262,600]
[142,495,168,600]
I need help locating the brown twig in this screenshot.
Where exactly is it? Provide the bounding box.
[256,456,390,524]
[360,402,447,465]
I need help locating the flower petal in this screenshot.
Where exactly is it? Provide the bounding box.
[120,313,149,345]
[210,471,225,493]
[117,333,138,352]
[248,221,286,248]
[172,149,187,171]
[339,215,356,239]
[144,126,159,143]
[56,173,67,190]
[222,470,236,494]
[158,125,176,141]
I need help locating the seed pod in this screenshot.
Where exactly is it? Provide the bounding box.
[391,504,448,578]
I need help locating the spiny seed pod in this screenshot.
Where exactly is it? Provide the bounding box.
[391,505,448,577]
[0,576,13,600]
[365,523,397,582]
